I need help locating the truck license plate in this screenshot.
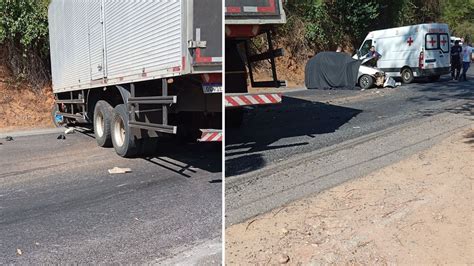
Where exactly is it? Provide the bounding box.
[202,83,222,94]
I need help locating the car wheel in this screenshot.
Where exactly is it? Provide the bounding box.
[401,68,414,83]
[359,75,374,90]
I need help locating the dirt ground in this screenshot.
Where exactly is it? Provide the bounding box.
[226,128,474,265]
[0,64,55,132]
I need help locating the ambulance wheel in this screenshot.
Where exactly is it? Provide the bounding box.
[93,100,114,147]
[428,75,440,82]
[401,68,414,84]
[111,104,138,157]
[359,75,374,90]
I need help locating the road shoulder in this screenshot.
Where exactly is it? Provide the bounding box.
[226,127,474,264]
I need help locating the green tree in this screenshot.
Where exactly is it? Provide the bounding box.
[441,0,474,41]
[0,0,51,88]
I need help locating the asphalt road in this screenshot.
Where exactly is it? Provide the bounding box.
[225,69,474,225]
[226,70,474,177]
[0,132,222,263]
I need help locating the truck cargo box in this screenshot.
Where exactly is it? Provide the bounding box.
[225,0,286,25]
[49,0,222,93]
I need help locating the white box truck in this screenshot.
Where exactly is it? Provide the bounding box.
[225,0,286,127]
[355,23,451,83]
[48,0,222,157]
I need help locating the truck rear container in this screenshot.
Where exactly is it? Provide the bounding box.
[48,0,222,157]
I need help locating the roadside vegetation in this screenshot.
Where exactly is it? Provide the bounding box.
[0,0,50,89]
[279,0,474,59]
[252,0,474,85]
[0,0,52,130]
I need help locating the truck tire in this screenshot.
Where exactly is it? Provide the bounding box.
[359,75,374,90]
[111,104,138,157]
[51,104,62,128]
[93,100,114,147]
[52,104,72,127]
[401,68,414,84]
[226,109,244,128]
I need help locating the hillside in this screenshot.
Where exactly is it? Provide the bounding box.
[0,62,54,132]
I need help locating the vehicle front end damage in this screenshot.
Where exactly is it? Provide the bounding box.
[358,62,396,89]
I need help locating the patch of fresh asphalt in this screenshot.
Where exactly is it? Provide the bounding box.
[0,131,222,264]
[225,69,474,225]
[226,72,474,177]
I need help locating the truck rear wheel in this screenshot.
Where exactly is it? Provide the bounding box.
[111,104,138,157]
[94,100,114,147]
[401,68,414,84]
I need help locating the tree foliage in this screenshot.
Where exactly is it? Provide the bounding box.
[279,0,474,58]
[0,0,50,88]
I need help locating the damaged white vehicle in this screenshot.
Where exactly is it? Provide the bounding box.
[357,56,396,90]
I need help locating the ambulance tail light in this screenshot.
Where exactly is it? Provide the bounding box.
[419,51,424,69]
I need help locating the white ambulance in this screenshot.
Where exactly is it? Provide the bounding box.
[355,23,451,83]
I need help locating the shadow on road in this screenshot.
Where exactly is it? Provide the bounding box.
[225,96,362,176]
[144,140,222,178]
[74,129,222,178]
[407,69,474,105]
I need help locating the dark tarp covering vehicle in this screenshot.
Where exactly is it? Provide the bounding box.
[305,52,361,90]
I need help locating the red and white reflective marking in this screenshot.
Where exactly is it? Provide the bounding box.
[225,93,282,107]
[198,129,222,142]
[226,0,276,13]
[195,48,222,64]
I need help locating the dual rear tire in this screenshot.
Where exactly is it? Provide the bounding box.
[94,102,152,158]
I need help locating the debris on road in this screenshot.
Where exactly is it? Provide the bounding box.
[57,134,66,140]
[383,76,396,88]
[5,136,13,141]
[64,128,75,134]
[278,254,290,264]
[108,167,132,174]
[16,248,22,256]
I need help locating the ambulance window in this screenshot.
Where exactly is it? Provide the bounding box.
[360,40,372,56]
[439,33,449,53]
[425,33,439,50]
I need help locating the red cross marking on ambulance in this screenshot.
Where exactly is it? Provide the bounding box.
[428,38,437,46]
[407,37,414,46]
[440,38,447,46]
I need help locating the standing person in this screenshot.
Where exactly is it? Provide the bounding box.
[460,40,473,81]
[366,46,381,67]
[450,40,462,80]
[367,46,381,59]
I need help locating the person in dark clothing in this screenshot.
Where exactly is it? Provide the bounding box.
[367,46,381,59]
[366,46,381,67]
[451,40,462,80]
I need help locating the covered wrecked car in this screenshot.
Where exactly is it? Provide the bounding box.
[305,52,395,90]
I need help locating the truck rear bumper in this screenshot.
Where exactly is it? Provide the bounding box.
[225,93,282,108]
[198,129,222,142]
